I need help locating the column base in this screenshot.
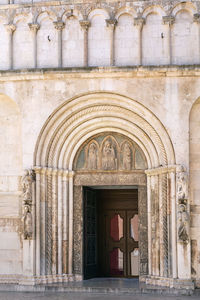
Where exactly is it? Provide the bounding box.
[143,275,194,290]
[0,274,83,285]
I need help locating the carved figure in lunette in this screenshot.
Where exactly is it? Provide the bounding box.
[122,142,132,170]
[87,142,98,169]
[102,139,116,170]
[22,205,33,240]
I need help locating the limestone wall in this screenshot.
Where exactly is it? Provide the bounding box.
[0,67,199,283]
[0,1,199,69]
[0,0,200,289]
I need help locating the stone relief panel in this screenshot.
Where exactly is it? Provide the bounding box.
[21,169,35,240]
[74,133,147,171]
[176,166,189,244]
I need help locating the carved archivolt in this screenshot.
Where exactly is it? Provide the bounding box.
[74,133,147,171]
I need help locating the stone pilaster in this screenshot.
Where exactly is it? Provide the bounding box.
[4,23,16,69]
[79,20,90,67]
[193,14,200,64]
[28,23,40,68]
[53,21,65,68]
[162,16,175,65]
[134,17,145,65]
[106,19,117,66]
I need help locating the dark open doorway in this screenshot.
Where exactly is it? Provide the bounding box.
[83,187,139,279]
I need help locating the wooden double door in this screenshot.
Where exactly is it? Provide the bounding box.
[84,188,139,279]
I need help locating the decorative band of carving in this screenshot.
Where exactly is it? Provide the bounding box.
[33,166,69,178]
[145,165,177,176]
[47,105,167,167]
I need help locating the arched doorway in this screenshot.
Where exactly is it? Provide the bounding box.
[31,92,185,287]
[72,132,147,279]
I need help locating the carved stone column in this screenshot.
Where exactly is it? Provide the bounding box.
[40,168,47,275]
[162,16,175,65]
[53,21,65,68]
[106,19,117,66]
[28,23,40,68]
[169,169,177,278]
[46,168,53,275]
[57,169,63,274]
[194,14,200,64]
[68,170,74,274]
[134,17,145,65]
[52,169,58,275]
[62,170,69,274]
[34,167,41,276]
[4,23,16,69]
[79,20,90,67]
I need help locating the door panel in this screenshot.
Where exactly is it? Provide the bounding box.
[83,187,98,279]
[97,189,139,277]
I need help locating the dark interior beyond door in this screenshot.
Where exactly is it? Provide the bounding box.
[83,187,139,279]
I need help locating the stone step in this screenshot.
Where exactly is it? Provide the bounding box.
[0,283,199,296]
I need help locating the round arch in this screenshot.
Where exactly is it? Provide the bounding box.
[34,92,175,169]
[32,92,178,282]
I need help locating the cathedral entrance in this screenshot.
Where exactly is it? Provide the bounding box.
[83,187,139,279]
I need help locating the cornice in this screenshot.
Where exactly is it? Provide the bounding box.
[0,66,200,82]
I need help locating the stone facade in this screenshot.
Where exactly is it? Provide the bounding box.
[0,0,200,291]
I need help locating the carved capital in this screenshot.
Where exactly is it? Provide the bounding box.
[106,18,117,29]
[53,21,65,31]
[68,170,75,178]
[79,20,91,31]
[193,13,200,23]
[28,23,40,32]
[162,16,175,26]
[134,17,145,27]
[5,23,16,33]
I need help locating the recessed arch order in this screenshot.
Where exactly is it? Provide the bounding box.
[34,92,175,170]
